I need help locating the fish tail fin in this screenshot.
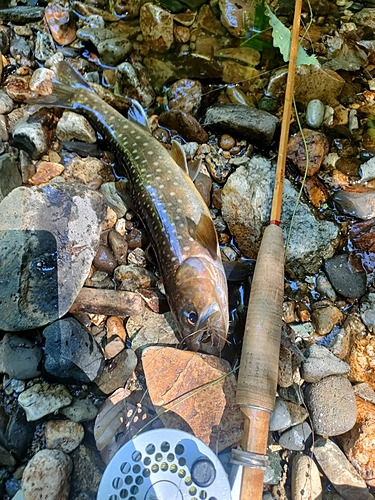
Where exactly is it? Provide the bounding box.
[29,61,94,108]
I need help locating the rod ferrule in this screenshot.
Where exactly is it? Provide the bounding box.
[231,447,269,471]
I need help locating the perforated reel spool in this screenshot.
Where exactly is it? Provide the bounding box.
[97,428,232,500]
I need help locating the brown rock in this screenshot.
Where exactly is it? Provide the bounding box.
[158,109,209,144]
[106,316,126,342]
[287,129,329,176]
[95,347,137,395]
[29,161,64,185]
[69,287,145,317]
[93,244,117,275]
[349,332,375,390]
[140,3,173,52]
[142,346,244,452]
[339,397,375,486]
[103,336,125,359]
[278,345,294,388]
[108,230,128,265]
[311,301,343,335]
[45,3,76,46]
[303,176,329,208]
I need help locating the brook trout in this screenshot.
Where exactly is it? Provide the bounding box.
[38,62,229,352]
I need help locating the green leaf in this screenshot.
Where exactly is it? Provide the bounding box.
[265,5,319,66]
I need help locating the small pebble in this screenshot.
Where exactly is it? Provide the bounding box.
[93,244,117,274]
[220,134,236,151]
[45,420,84,453]
[305,99,325,128]
[279,421,312,451]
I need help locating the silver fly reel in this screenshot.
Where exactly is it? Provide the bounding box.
[97,428,232,500]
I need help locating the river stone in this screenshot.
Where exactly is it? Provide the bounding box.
[97,36,132,66]
[203,104,279,147]
[18,383,72,421]
[126,309,179,352]
[279,421,312,451]
[291,454,322,500]
[59,398,98,422]
[69,443,105,499]
[56,111,97,143]
[313,438,369,500]
[306,99,325,128]
[43,318,105,382]
[0,333,42,379]
[45,420,84,453]
[4,406,35,459]
[360,293,375,333]
[304,375,356,436]
[333,188,375,220]
[11,119,48,160]
[301,344,349,382]
[269,397,292,431]
[0,183,106,331]
[325,254,367,299]
[22,449,72,500]
[221,155,339,278]
[140,3,174,52]
[95,347,138,394]
[0,90,13,114]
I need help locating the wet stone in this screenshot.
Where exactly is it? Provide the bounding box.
[0,90,14,115]
[316,272,337,301]
[0,333,42,380]
[348,328,375,390]
[360,293,375,333]
[311,301,343,335]
[287,129,329,176]
[333,188,375,220]
[115,62,155,109]
[325,253,367,299]
[279,383,304,405]
[264,450,283,485]
[62,156,112,186]
[306,99,325,128]
[56,111,96,143]
[304,375,356,436]
[158,109,209,144]
[22,449,72,500]
[93,244,117,275]
[34,30,56,62]
[18,383,72,421]
[10,35,31,59]
[168,79,202,116]
[43,318,105,383]
[0,153,22,202]
[0,183,106,331]
[203,104,279,148]
[279,421,312,451]
[45,420,84,453]
[301,344,349,382]
[140,3,174,52]
[97,36,132,66]
[313,438,369,500]
[11,119,48,160]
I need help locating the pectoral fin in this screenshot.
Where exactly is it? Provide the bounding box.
[187,213,219,260]
[171,141,189,175]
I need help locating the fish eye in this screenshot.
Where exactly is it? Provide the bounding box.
[183,308,198,326]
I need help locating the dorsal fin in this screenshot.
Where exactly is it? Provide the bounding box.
[171,140,189,174]
[187,213,219,260]
[127,98,151,132]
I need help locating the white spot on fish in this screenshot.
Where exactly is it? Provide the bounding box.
[154,162,159,167]
[130,130,135,134]
[176,208,182,213]
[156,168,162,173]
[143,142,149,147]
[183,246,190,251]
[155,176,161,181]
[170,192,176,196]
[135,135,141,139]
[147,151,153,155]
[159,184,164,189]
[179,223,184,228]
[171,257,177,262]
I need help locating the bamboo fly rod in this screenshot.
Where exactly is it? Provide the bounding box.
[235,0,303,497]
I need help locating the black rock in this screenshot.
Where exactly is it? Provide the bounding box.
[203,104,279,147]
[324,253,367,299]
[5,406,35,459]
[43,318,105,383]
[0,333,42,380]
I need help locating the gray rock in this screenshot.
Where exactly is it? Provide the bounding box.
[354,8,375,30]
[279,421,312,451]
[305,99,325,128]
[264,450,283,485]
[3,376,25,394]
[304,375,356,436]
[203,104,279,147]
[114,263,157,292]
[43,318,105,382]
[97,36,132,66]
[95,347,137,394]
[45,420,84,453]
[126,309,179,353]
[10,35,31,59]
[279,383,304,405]
[18,383,72,421]
[99,182,128,217]
[353,382,375,404]
[0,154,22,202]
[34,30,56,62]
[0,445,16,467]
[0,6,44,22]
[11,119,48,160]
[313,438,369,500]
[291,454,322,500]
[0,183,106,331]
[0,90,14,114]
[301,344,349,383]
[69,444,104,499]
[56,111,97,143]
[359,156,375,182]
[59,398,98,422]
[325,254,367,300]
[360,293,375,332]
[333,189,375,220]
[0,333,42,379]
[22,449,72,500]
[316,272,337,301]
[221,156,339,278]
[269,397,292,431]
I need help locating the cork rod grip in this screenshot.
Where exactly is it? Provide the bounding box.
[236,223,284,410]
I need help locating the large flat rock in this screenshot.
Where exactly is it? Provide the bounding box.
[0,182,106,331]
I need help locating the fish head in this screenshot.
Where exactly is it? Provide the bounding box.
[171,256,229,353]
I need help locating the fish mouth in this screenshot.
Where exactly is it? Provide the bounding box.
[185,310,227,354]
